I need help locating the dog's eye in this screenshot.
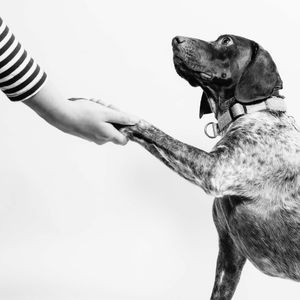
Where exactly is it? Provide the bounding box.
[221,37,232,46]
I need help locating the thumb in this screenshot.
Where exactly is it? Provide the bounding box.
[104,124,129,145]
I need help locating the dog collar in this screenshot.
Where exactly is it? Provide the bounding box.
[204,97,287,138]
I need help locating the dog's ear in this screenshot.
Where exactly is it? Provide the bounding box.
[199,92,212,118]
[235,42,283,103]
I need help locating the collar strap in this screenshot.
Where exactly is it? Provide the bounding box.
[204,97,287,138]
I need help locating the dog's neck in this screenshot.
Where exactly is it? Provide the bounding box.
[204,95,287,138]
[206,87,284,116]
[202,87,235,117]
[217,96,239,117]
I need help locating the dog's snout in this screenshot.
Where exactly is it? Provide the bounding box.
[172,36,186,47]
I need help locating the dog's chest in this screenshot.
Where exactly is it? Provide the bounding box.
[212,112,300,198]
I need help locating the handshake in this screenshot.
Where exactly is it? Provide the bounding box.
[66,97,140,146]
[24,81,141,146]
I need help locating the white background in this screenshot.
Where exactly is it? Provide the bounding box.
[1,0,300,299]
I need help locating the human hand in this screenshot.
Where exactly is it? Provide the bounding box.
[24,81,140,145]
[67,97,139,145]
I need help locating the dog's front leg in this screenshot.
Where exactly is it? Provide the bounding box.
[210,200,247,300]
[120,121,216,193]
[210,235,246,300]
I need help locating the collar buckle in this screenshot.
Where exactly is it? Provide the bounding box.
[204,122,219,138]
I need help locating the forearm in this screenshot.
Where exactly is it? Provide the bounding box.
[0,17,47,102]
[23,81,76,134]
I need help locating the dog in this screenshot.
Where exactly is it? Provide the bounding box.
[120,34,300,299]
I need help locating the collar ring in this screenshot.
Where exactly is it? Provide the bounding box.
[204,122,219,138]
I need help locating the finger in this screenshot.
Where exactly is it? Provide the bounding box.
[104,109,140,125]
[90,99,123,112]
[107,127,129,145]
[69,98,108,109]
[89,98,108,106]
[68,97,86,101]
[96,123,128,145]
[106,103,121,111]
[111,134,129,145]
[94,140,107,145]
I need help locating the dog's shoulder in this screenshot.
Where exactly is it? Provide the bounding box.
[210,111,300,198]
[216,111,300,153]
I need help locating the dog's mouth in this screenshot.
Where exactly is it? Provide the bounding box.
[199,72,213,80]
[173,54,213,86]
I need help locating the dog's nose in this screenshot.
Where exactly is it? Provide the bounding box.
[172,36,186,46]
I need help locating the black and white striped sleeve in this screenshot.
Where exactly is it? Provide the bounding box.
[0,17,47,102]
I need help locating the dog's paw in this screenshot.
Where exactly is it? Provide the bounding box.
[120,120,151,138]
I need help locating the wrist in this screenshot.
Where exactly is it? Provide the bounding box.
[24,82,79,134]
[47,100,79,135]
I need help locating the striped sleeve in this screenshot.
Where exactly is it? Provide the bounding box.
[0,17,47,102]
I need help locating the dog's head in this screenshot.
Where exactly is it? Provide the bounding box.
[172,35,283,118]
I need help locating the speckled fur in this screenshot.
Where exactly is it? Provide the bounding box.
[120,35,300,299]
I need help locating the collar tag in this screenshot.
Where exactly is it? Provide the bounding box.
[204,122,219,138]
